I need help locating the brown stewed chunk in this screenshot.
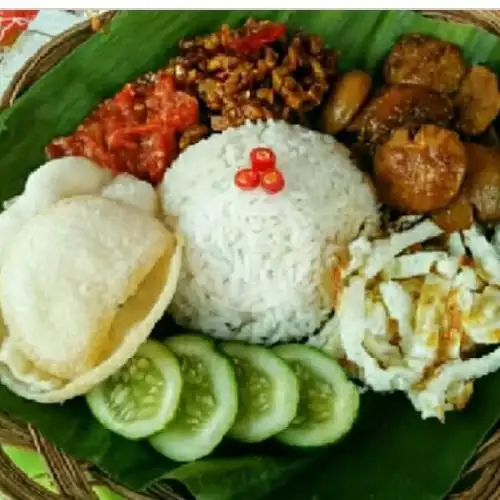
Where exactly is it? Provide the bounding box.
[455,66,500,136]
[347,85,454,146]
[463,143,500,223]
[320,70,372,135]
[431,192,474,233]
[384,34,467,93]
[432,143,500,229]
[374,125,467,214]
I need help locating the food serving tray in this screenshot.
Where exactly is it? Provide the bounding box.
[1,10,500,500]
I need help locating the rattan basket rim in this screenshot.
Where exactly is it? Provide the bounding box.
[1,9,500,500]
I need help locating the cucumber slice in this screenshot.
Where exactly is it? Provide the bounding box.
[220,342,299,443]
[86,340,182,440]
[149,334,238,462]
[273,344,359,448]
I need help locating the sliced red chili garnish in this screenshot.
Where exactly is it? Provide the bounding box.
[261,169,285,194]
[229,22,287,54]
[250,147,276,172]
[235,168,260,190]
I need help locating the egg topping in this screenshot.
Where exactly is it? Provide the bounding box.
[311,219,500,421]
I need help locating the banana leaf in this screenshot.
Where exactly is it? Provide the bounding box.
[1,10,500,500]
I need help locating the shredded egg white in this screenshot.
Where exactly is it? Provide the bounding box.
[310,220,500,421]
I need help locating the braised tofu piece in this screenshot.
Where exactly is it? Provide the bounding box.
[464,143,500,222]
[455,66,500,136]
[384,34,466,93]
[348,85,454,146]
[374,125,467,213]
[432,192,474,233]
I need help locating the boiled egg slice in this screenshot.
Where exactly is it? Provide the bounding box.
[382,251,448,280]
[342,237,372,278]
[409,346,500,420]
[447,232,467,257]
[462,286,500,344]
[379,280,414,356]
[362,220,443,279]
[336,277,417,392]
[463,224,500,286]
[409,273,451,363]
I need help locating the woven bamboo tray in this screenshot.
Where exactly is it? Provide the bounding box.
[1,9,500,500]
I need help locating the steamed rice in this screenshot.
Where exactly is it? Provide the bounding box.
[160,120,379,343]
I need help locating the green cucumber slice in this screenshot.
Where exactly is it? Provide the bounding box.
[219,341,299,443]
[149,334,238,462]
[273,344,360,448]
[86,340,182,440]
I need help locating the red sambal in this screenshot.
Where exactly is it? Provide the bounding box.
[47,71,199,184]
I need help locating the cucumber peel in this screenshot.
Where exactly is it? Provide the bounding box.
[86,340,182,440]
[273,344,360,448]
[220,341,299,443]
[149,334,238,462]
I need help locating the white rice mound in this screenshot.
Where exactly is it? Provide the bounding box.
[160,120,380,343]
